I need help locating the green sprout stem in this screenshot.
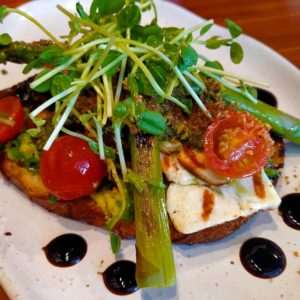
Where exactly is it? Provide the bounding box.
[103,74,113,118]
[30,51,86,89]
[183,70,205,90]
[93,117,106,160]
[202,70,259,103]
[56,5,112,38]
[71,108,97,137]
[43,91,80,150]
[30,85,78,118]
[106,158,127,228]
[114,121,127,181]
[170,19,214,44]
[7,8,64,48]
[91,53,127,82]
[64,38,110,56]
[191,65,269,88]
[115,57,127,104]
[175,66,211,117]
[61,127,95,144]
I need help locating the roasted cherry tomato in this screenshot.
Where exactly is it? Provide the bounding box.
[0,96,25,143]
[204,110,273,178]
[40,135,106,200]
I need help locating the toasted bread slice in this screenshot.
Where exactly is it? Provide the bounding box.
[0,136,284,243]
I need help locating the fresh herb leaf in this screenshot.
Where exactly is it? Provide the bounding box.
[31,117,46,127]
[146,34,164,47]
[26,128,40,137]
[247,86,258,98]
[205,36,231,49]
[102,51,123,76]
[39,46,63,61]
[148,61,168,90]
[88,140,99,154]
[164,27,184,42]
[113,103,127,118]
[142,25,164,46]
[22,59,43,74]
[135,102,146,115]
[109,232,121,254]
[90,0,125,17]
[117,4,141,29]
[179,98,193,112]
[147,178,166,189]
[230,42,243,64]
[163,42,178,53]
[135,68,156,96]
[76,2,90,20]
[127,169,145,193]
[0,5,7,23]
[182,45,198,67]
[137,111,166,135]
[126,74,139,96]
[104,146,115,159]
[179,45,198,71]
[50,74,72,96]
[225,19,242,38]
[89,141,115,159]
[39,46,70,67]
[0,33,12,46]
[69,20,81,34]
[204,60,224,70]
[32,69,53,93]
[81,113,96,124]
[200,23,213,36]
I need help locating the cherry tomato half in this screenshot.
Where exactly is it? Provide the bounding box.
[0,96,25,143]
[40,135,106,200]
[204,110,273,178]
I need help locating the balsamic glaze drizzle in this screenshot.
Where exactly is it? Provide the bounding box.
[279,193,300,230]
[43,233,87,267]
[240,237,286,278]
[102,260,138,295]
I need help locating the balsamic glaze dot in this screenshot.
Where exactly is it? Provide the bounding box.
[42,233,87,267]
[279,193,300,230]
[240,237,286,278]
[256,88,278,107]
[102,260,138,295]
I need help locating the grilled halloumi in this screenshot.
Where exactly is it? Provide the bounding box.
[162,150,281,234]
[177,146,229,186]
[166,171,280,234]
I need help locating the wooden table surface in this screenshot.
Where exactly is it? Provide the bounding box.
[0,0,299,298]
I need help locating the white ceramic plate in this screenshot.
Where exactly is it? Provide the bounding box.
[1,1,300,299]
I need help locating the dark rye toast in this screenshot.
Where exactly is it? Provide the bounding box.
[0,79,285,244]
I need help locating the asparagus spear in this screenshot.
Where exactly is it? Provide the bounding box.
[0,40,53,64]
[223,89,300,145]
[130,132,176,288]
